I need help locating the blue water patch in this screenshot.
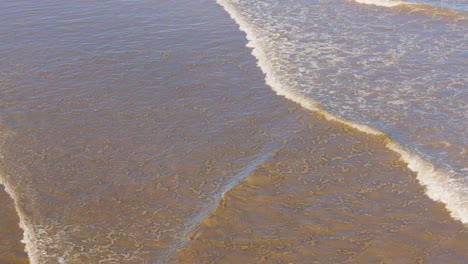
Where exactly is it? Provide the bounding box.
[408,0,468,12]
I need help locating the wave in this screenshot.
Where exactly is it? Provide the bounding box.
[162,148,277,262]
[0,181,39,264]
[354,0,406,7]
[216,0,468,224]
[353,0,468,20]
[0,130,40,264]
[0,179,38,264]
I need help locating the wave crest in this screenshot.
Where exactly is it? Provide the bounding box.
[354,0,468,20]
[0,129,40,264]
[354,0,405,7]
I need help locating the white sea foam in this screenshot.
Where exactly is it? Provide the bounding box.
[387,142,468,223]
[216,0,468,224]
[0,130,40,264]
[354,0,468,14]
[354,0,406,7]
[0,179,40,264]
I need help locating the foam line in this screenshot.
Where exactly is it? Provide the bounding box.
[0,178,39,264]
[354,0,406,7]
[0,130,39,264]
[353,0,468,18]
[216,0,468,224]
[161,148,276,262]
[185,148,275,236]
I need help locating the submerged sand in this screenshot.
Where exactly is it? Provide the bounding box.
[0,0,466,263]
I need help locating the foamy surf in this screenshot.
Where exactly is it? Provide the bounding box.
[0,179,39,264]
[354,0,406,7]
[0,130,40,264]
[354,0,468,19]
[216,0,468,224]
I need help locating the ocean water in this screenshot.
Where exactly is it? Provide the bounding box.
[356,0,467,10]
[0,0,467,263]
[217,0,467,222]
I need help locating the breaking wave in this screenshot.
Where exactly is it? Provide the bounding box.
[354,0,468,20]
[216,0,468,224]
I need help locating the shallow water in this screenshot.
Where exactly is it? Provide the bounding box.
[0,0,467,263]
[0,185,28,264]
[218,0,467,222]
